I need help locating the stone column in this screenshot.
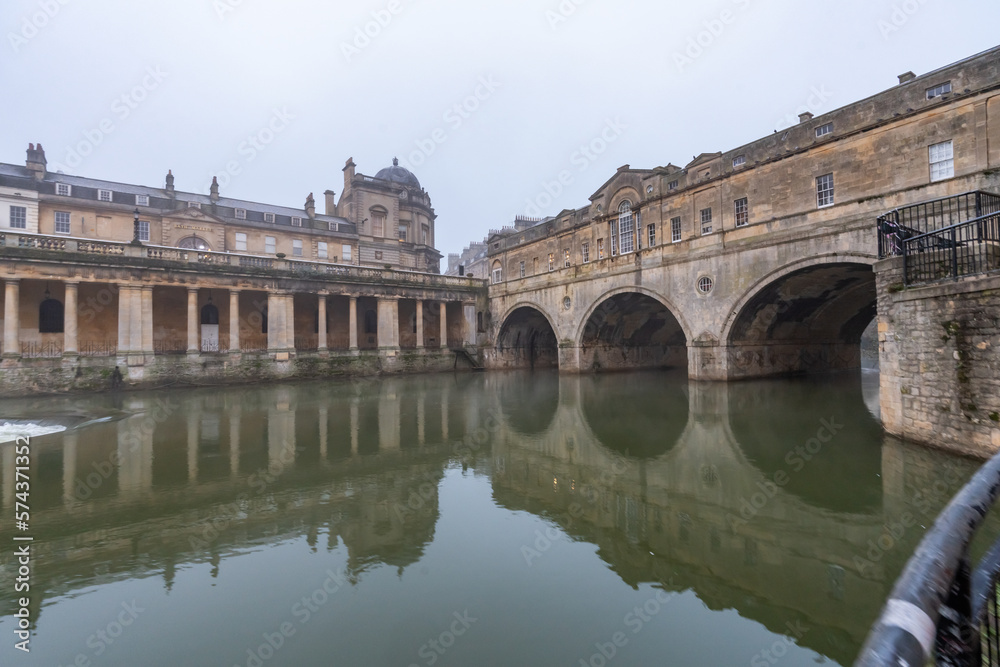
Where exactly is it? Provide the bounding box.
[415,300,424,349]
[62,431,78,505]
[417,394,425,446]
[187,411,199,482]
[229,411,241,477]
[439,302,448,350]
[2,280,19,356]
[117,285,131,354]
[141,286,154,355]
[229,290,240,353]
[129,287,143,354]
[350,399,359,455]
[377,297,400,351]
[267,292,282,352]
[463,302,476,346]
[63,282,78,355]
[319,407,328,460]
[187,287,199,354]
[285,293,295,351]
[318,294,328,352]
[348,297,359,352]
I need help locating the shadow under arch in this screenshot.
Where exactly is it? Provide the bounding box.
[494,304,559,369]
[576,287,690,374]
[580,371,688,459]
[722,256,877,378]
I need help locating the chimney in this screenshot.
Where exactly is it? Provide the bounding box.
[324,189,337,216]
[898,71,916,84]
[25,143,46,180]
[209,176,219,203]
[165,170,175,196]
[305,192,316,219]
[798,111,814,124]
[343,157,356,191]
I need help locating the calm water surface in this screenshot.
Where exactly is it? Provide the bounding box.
[0,370,986,666]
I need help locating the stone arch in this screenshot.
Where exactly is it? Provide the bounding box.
[178,235,212,251]
[575,287,691,373]
[721,253,878,378]
[493,302,560,370]
[609,186,641,214]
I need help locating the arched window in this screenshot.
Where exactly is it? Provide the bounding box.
[491,260,503,284]
[39,297,64,333]
[364,309,377,334]
[370,209,387,238]
[200,302,219,325]
[178,235,211,251]
[618,201,635,254]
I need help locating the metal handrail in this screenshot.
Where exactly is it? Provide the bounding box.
[856,449,1000,665]
[877,191,1000,259]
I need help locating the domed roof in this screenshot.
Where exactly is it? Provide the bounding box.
[374,158,420,189]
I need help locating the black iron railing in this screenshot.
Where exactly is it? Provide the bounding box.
[901,212,1000,285]
[856,450,1000,666]
[877,191,1000,259]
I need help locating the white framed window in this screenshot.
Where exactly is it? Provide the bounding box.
[97,189,112,202]
[671,216,682,243]
[492,263,502,284]
[263,212,275,223]
[548,253,554,271]
[265,236,276,254]
[734,197,749,227]
[318,241,328,259]
[815,122,833,138]
[235,208,246,220]
[816,173,835,207]
[371,211,386,237]
[582,243,590,263]
[55,183,71,196]
[618,201,635,254]
[399,224,408,242]
[291,216,302,227]
[564,249,570,268]
[292,239,303,257]
[647,223,656,247]
[137,220,150,242]
[597,238,604,259]
[732,155,746,168]
[328,221,338,232]
[668,180,678,190]
[54,211,71,234]
[9,206,26,229]
[926,81,952,99]
[188,201,201,209]
[700,208,713,235]
[135,194,149,207]
[929,140,954,182]
[519,260,526,277]
[235,232,247,251]
[342,244,352,262]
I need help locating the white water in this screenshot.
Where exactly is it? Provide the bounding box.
[0,421,67,443]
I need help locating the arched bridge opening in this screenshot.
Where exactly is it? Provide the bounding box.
[726,261,876,379]
[580,292,687,373]
[494,306,559,370]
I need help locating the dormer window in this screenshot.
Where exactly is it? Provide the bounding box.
[291,216,302,227]
[235,208,246,220]
[926,81,952,99]
[97,189,112,202]
[55,183,71,196]
[188,201,201,209]
[135,194,149,207]
[264,212,275,223]
[328,221,338,232]
[732,155,746,168]
[815,122,833,138]
[668,180,678,190]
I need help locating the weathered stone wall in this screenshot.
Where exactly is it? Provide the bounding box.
[877,257,1000,457]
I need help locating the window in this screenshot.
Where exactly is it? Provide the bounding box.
[9,206,26,229]
[929,140,954,182]
[371,211,385,237]
[98,189,112,202]
[492,261,502,284]
[342,244,352,262]
[422,224,430,245]
[55,183,71,196]
[265,236,276,254]
[668,180,678,190]
[815,122,833,138]
[610,223,617,256]
[734,197,749,227]
[54,211,71,234]
[399,224,408,242]
[647,224,656,247]
[135,194,149,207]
[519,261,525,278]
[700,208,713,235]
[560,249,568,267]
[597,238,605,259]
[292,239,303,257]
[291,216,302,227]
[671,216,682,243]
[816,173,834,207]
[263,212,275,223]
[38,296,64,333]
[318,242,328,259]
[733,155,746,168]
[533,257,538,274]
[698,276,715,295]
[582,242,590,263]
[548,253,554,271]
[926,81,952,99]
[618,201,634,254]
[137,220,149,242]
[188,201,201,209]
[235,208,246,220]
[178,235,210,251]
[235,232,247,251]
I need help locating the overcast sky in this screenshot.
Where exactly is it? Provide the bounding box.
[4,0,1000,265]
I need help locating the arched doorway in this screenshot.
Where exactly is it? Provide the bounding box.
[494,306,558,369]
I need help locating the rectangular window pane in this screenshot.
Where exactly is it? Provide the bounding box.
[519,261,525,278]
[292,240,303,257]
[700,208,713,235]
[582,243,590,263]
[399,225,408,242]
[926,82,952,99]
[816,174,834,207]
[548,253,554,271]
[564,249,570,267]
[318,242,328,259]
[56,183,71,196]
[9,206,26,229]
[98,189,112,202]
[619,210,634,254]
[54,211,71,234]
[342,244,352,262]
[929,140,954,182]
[815,123,833,138]
[136,194,149,206]
[235,232,247,251]
[734,197,749,227]
[265,236,276,254]
[597,238,604,259]
[138,220,149,242]
[671,217,682,243]
[235,208,246,220]
[647,224,656,247]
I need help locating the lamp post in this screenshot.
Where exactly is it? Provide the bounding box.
[131,208,143,246]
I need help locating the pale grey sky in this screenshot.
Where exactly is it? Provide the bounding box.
[4,0,1000,265]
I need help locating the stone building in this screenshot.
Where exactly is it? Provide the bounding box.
[445,216,546,279]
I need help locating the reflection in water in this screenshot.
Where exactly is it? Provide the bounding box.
[0,371,985,666]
